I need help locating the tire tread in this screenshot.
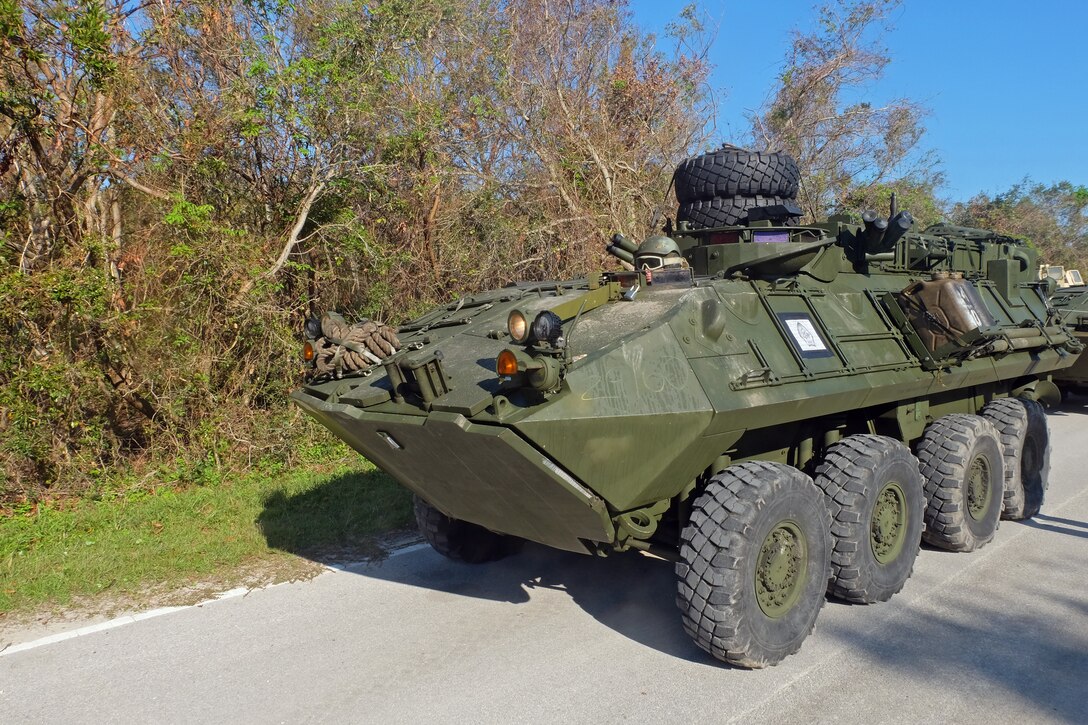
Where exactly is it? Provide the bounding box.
[676,195,795,229]
[814,434,925,603]
[413,496,515,563]
[981,397,1049,520]
[674,149,801,202]
[676,462,831,668]
[916,415,1004,552]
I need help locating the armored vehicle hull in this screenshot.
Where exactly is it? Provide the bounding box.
[294,210,1078,667]
[1050,284,1088,391]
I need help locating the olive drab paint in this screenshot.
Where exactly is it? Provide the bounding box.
[1050,282,1088,390]
[292,204,1081,667]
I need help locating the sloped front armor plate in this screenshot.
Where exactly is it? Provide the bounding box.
[292,392,614,553]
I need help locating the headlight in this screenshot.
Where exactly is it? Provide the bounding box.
[531,311,563,345]
[303,341,315,362]
[507,309,530,343]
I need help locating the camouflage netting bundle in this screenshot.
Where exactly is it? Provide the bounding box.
[311,312,401,377]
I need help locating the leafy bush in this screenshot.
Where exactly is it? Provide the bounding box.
[0,0,713,503]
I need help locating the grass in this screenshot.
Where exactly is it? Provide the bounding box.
[0,449,414,615]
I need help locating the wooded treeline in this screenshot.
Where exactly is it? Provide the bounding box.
[1,0,1085,503]
[0,0,716,499]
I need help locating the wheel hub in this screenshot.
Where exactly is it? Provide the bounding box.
[871,481,908,564]
[755,521,807,618]
[967,454,992,520]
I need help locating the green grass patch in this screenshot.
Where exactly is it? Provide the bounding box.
[0,454,413,614]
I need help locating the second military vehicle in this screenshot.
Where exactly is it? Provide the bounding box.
[293,147,1080,668]
[1039,264,1084,289]
[1050,282,1088,392]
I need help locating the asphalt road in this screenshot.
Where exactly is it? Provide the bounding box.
[4,401,1088,724]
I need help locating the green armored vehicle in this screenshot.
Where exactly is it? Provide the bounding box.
[1049,282,1088,392]
[293,148,1079,668]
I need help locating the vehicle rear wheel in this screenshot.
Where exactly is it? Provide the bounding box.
[814,435,925,603]
[413,496,518,563]
[981,397,1050,519]
[676,462,832,668]
[916,415,1005,552]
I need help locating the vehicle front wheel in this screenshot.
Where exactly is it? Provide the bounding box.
[676,462,832,668]
[413,496,519,563]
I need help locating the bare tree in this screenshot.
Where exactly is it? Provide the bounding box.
[0,1,143,269]
[749,0,937,220]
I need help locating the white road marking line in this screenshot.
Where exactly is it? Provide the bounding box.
[0,590,243,658]
[1,542,428,657]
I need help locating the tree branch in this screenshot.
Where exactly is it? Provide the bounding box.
[231,178,326,303]
[262,179,325,280]
[111,169,173,201]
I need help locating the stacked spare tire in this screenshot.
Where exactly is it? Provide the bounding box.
[673,144,803,229]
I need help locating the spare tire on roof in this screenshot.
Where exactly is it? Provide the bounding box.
[677,195,800,230]
[674,146,800,203]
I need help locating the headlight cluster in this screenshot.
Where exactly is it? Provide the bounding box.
[496,308,565,391]
[302,315,321,364]
[506,309,563,346]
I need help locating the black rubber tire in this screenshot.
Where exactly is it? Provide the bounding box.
[676,195,794,230]
[980,397,1050,520]
[916,415,1005,552]
[676,461,832,668]
[413,496,517,563]
[814,435,925,604]
[673,147,800,203]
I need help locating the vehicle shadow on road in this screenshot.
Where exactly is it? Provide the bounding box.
[1033,513,1088,530]
[257,473,726,667]
[254,468,726,666]
[339,541,727,668]
[820,552,1088,722]
[1021,514,1088,540]
[1049,394,1088,417]
[258,476,728,666]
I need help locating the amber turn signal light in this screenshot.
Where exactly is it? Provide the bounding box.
[496,349,519,376]
[303,341,315,362]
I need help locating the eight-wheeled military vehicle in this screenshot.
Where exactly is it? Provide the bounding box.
[292,147,1081,668]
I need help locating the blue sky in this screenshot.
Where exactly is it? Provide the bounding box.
[628,0,1088,202]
